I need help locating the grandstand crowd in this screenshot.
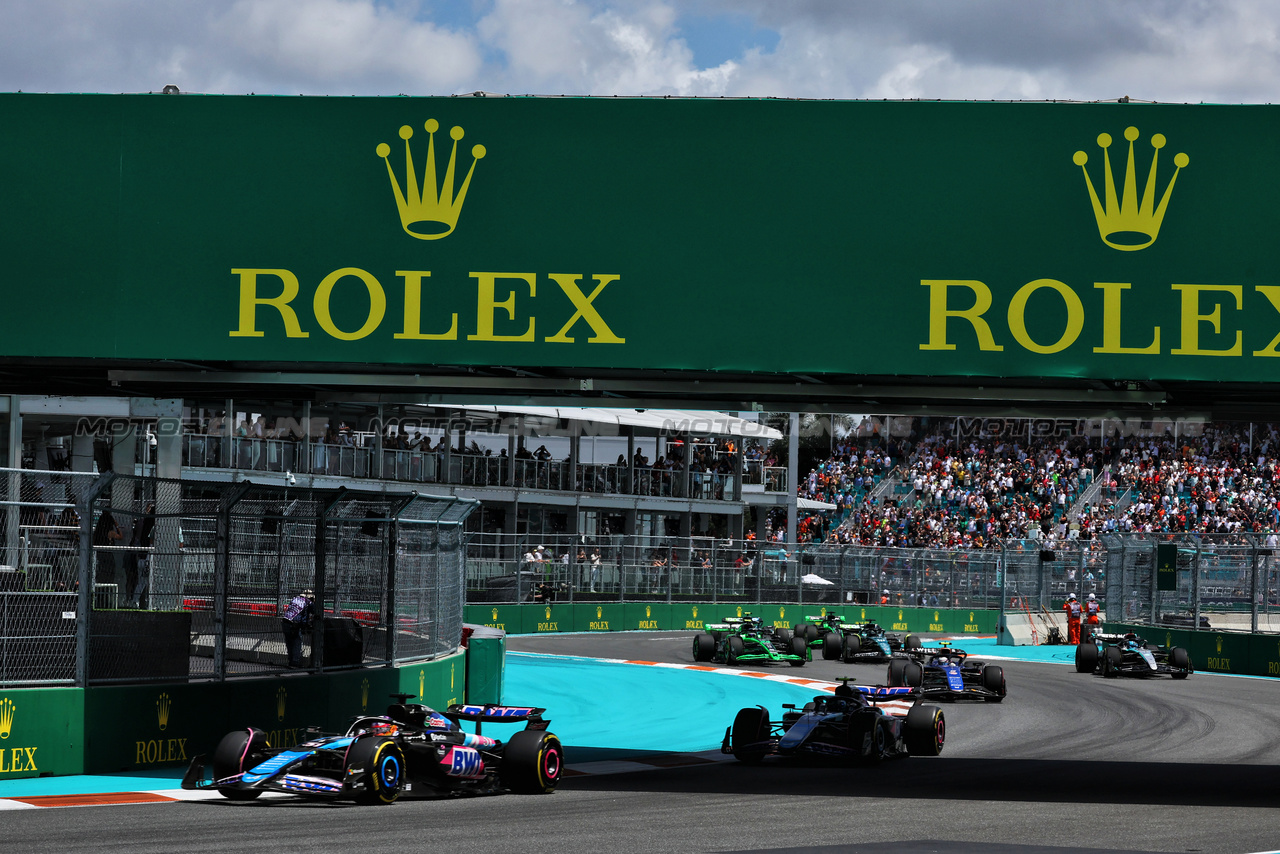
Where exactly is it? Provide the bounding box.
[791,418,1280,551]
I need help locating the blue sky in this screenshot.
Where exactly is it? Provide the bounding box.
[0,1,1277,103]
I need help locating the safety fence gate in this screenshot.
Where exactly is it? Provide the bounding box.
[0,468,475,686]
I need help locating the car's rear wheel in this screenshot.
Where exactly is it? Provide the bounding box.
[981,665,1005,701]
[788,635,808,666]
[904,705,946,756]
[692,632,716,662]
[731,707,771,763]
[774,627,793,644]
[842,633,862,662]
[500,730,563,794]
[347,736,405,804]
[1169,647,1192,679]
[887,658,908,686]
[1103,646,1123,678]
[212,728,270,801]
[821,632,843,660]
[726,634,745,663]
[902,660,924,687]
[1075,643,1099,673]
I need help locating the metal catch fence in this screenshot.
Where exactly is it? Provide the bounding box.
[0,468,474,687]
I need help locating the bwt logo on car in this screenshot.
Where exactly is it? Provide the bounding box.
[443,747,484,778]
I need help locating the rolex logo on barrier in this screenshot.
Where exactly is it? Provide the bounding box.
[419,669,426,699]
[361,678,370,711]
[277,687,287,722]
[0,698,13,739]
[597,606,603,620]
[492,608,499,621]
[376,119,486,240]
[1072,126,1189,251]
[156,693,171,731]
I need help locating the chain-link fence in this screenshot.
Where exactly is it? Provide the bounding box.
[0,468,474,687]
[1097,533,1280,633]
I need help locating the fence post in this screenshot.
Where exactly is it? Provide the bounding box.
[1191,541,1201,632]
[386,492,419,664]
[214,482,253,681]
[1251,538,1261,634]
[314,488,348,671]
[75,472,114,687]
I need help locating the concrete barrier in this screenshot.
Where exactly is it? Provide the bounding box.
[998,612,1036,646]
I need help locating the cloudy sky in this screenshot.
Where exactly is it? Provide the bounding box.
[0,0,1277,103]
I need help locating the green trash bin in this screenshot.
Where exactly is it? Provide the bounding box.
[465,624,506,705]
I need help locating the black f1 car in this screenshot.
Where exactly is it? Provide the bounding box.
[181,694,563,804]
[792,614,914,663]
[1075,631,1193,678]
[887,642,1006,702]
[724,682,945,763]
[693,613,809,667]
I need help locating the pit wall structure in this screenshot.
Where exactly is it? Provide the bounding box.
[465,603,999,637]
[0,651,469,780]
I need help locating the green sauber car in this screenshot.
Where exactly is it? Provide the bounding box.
[692,613,809,667]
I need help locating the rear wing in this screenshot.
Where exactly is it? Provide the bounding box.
[445,704,549,731]
[705,622,732,631]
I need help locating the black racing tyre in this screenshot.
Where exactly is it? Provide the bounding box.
[788,635,808,666]
[212,727,270,801]
[887,658,909,686]
[905,634,923,650]
[347,736,405,805]
[842,633,861,662]
[692,632,716,662]
[981,665,1006,701]
[726,634,746,663]
[822,632,843,660]
[1103,645,1123,678]
[1075,643,1099,673]
[902,660,924,687]
[500,730,564,794]
[801,623,820,644]
[904,705,946,756]
[730,707,771,763]
[774,627,793,644]
[1169,647,1192,679]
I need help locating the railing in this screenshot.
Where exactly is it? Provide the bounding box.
[177,437,747,502]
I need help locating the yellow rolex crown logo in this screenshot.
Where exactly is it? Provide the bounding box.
[691,606,698,618]
[597,606,603,619]
[1166,632,1173,649]
[898,610,904,620]
[156,693,171,731]
[419,669,426,697]
[645,606,651,618]
[376,118,486,240]
[361,678,370,710]
[492,608,499,621]
[545,606,552,620]
[1216,635,1223,653]
[1073,126,1189,251]
[0,698,14,739]
[277,687,287,722]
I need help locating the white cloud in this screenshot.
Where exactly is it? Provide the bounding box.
[0,0,1279,102]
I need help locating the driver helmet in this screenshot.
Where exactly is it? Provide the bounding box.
[368,721,398,736]
[937,656,949,665]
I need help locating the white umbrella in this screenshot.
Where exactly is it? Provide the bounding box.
[801,573,834,585]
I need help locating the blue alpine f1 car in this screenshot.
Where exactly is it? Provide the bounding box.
[181,694,562,804]
[723,682,945,763]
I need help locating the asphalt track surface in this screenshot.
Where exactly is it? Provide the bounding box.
[4,633,1280,854]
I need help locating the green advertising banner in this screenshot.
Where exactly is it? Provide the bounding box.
[1156,543,1179,591]
[573,602,625,632]
[0,688,84,779]
[4,95,1280,383]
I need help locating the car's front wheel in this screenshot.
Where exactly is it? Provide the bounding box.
[731,707,771,763]
[904,705,946,756]
[212,728,270,801]
[1169,646,1193,679]
[347,736,405,804]
[788,635,808,666]
[842,633,861,662]
[821,632,842,660]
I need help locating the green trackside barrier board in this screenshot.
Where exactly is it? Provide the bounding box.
[5,95,1280,385]
[1105,622,1280,678]
[464,604,999,636]
[83,651,466,773]
[0,688,85,779]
